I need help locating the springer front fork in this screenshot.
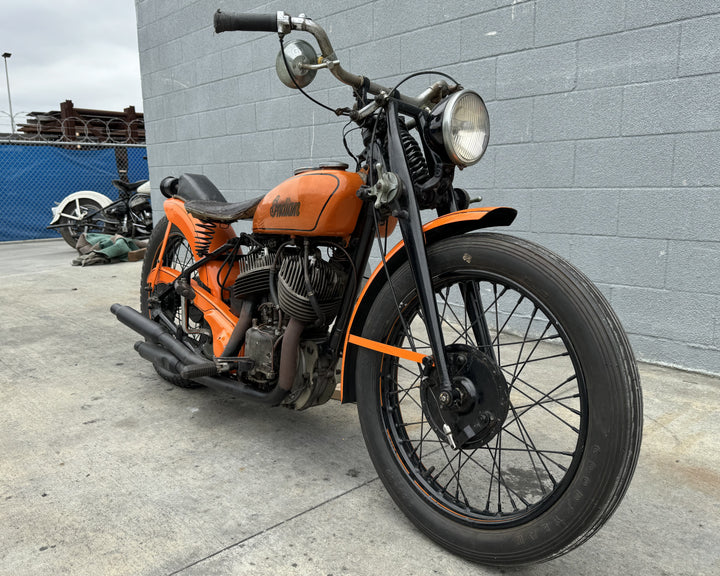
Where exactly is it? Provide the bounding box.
[383,100,494,413]
[383,100,455,407]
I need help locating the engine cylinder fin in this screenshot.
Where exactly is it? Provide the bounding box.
[232,250,275,299]
[278,254,344,324]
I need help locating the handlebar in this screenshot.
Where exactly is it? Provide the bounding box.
[213,11,278,33]
[214,10,456,111]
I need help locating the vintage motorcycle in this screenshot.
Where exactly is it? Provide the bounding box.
[111,11,642,566]
[48,178,153,248]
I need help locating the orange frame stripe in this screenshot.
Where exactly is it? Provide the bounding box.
[347,334,430,365]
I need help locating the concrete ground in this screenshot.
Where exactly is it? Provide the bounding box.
[1,238,718,576]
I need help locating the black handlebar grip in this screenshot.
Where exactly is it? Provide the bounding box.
[214,10,278,33]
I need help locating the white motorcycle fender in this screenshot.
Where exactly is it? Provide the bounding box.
[137,181,151,196]
[49,190,114,224]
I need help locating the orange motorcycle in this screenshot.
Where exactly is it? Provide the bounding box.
[112,10,642,566]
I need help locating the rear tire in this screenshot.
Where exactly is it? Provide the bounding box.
[58,199,102,248]
[355,233,642,565]
[140,216,209,388]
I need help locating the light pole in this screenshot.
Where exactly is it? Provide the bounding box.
[2,52,15,134]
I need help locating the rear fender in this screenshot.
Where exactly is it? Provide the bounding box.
[49,191,112,223]
[340,206,517,403]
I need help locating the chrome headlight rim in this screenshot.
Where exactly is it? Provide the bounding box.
[440,89,490,167]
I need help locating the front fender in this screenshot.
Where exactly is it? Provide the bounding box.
[340,206,516,403]
[49,190,113,223]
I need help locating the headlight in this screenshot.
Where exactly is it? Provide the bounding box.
[430,89,489,167]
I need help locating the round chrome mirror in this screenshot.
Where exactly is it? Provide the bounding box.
[276,39,318,89]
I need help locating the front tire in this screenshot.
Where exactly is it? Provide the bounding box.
[355,233,642,566]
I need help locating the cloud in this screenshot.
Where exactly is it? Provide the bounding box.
[0,0,142,131]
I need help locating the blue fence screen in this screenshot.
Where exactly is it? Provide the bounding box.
[0,144,148,242]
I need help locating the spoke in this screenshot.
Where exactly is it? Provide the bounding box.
[463,448,533,509]
[483,434,499,511]
[491,284,502,365]
[455,451,471,506]
[419,398,427,460]
[509,372,579,412]
[393,364,422,389]
[430,441,475,510]
[481,283,509,319]
[485,287,526,364]
[402,426,438,461]
[397,388,423,411]
[494,333,562,347]
[393,377,421,393]
[440,291,467,336]
[438,450,472,508]
[508,418,550,494]
[506,402,563,490]
[487,445,574,457]
[397,362,423,375]
[509,306,539,384]
[401,326,431,351]
[406,436,445,444]
[500,350,569,370]
[512,393,582,415]
[481,432,518,514]
[503,372,581,434]
[498,426,571,473]
[492,293,525,347]
[510,319,554,383]
[437,290,469,344]
[397,418,428,428]
[391,375,423,408]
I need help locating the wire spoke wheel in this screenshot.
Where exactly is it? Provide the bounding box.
[382,273,584,523]
[58,199,103,247]
[355,233,642,565]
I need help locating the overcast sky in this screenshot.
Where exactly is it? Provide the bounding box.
[0,0,142,132]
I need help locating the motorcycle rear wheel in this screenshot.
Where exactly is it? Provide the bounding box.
[58,198,103,248]
[355,233,642,566]
[140,216,209,388]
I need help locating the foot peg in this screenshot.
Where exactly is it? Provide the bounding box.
[180,362,218,379]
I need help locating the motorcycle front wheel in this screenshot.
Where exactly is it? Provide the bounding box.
[355,233,642,566]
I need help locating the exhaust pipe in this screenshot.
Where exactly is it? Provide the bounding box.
[111,303,211,368]
[111,303,289,405]
[134,340,183,374]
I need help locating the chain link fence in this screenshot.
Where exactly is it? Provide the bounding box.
[0,115,148,242]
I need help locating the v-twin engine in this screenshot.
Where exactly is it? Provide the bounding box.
[232,245,345,325]
[228,242,348,409]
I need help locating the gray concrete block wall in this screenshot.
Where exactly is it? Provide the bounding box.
[135,0,720,376]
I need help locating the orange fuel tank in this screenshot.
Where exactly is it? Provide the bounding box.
[253,168,364,238]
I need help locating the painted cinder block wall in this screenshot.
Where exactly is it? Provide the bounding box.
[135,0,720,376]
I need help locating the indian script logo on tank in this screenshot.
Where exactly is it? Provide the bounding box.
[270,196,301,217]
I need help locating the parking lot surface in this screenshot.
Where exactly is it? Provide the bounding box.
[1,239,718,575]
